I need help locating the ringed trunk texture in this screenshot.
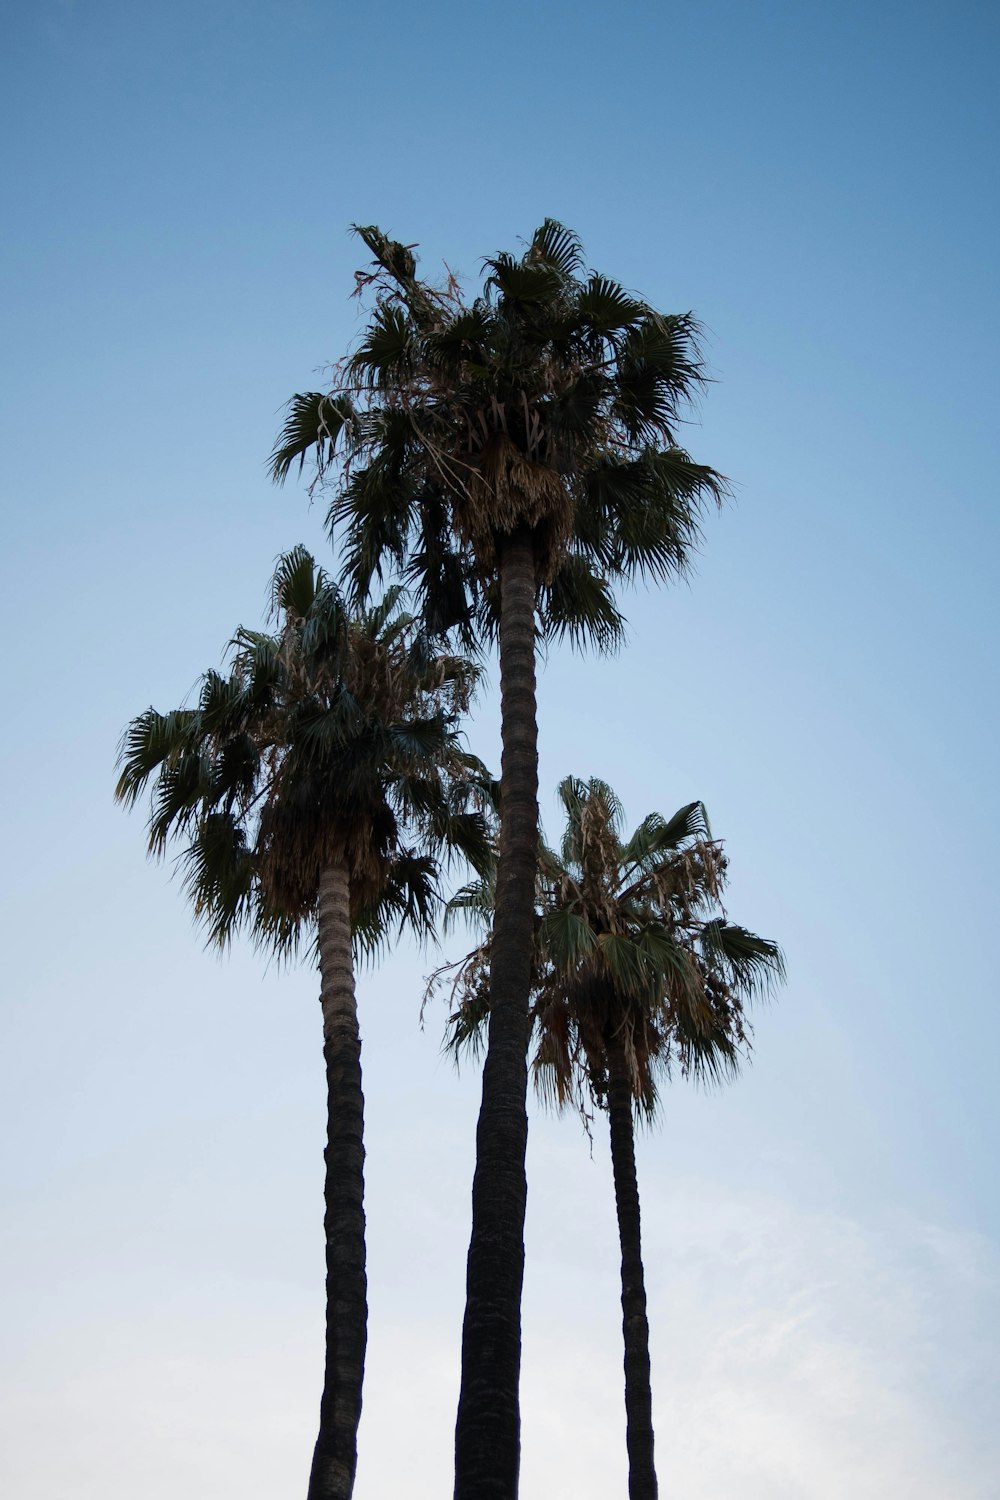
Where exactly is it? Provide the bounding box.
[307,859,367,1500]
[607,1041,658,1500]
[454,529,538,1500]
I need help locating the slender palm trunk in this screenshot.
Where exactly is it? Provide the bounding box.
[454,528,538,1500]
[607,1041,658,1500]
[307,859,367,1500]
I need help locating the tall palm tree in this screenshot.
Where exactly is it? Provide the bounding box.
[270,222,726,1498]
[115,547,490,1500]
[440,777,785,1500]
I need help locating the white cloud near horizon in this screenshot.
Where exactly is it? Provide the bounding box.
[636,1184,998,1499]
[3,1172,995,1499]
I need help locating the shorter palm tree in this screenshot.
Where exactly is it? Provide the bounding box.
[438,776,784,1500]
[116,547,491,1500]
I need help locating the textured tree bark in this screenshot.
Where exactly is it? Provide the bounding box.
[307,859,367,1500]
[454,528,538,1500]
[607,1041,658,1500]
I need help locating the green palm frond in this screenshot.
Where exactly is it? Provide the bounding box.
[595,932,650,993]
[601,448,722,583]
[269,392,354,484]
[627,311,707,393]
[388,712,452,761]
[349,302,416,389]
[555,774,625,866]
[363,582,410,639]
[483,251,565,308]
[270,543,323,618]
[180,810,256,949]
[442,874,496,936]
[333,464,417,609]
[441,811,494,880]
[620,802,709,872]
[114,707,199,807]
[540,907,597,973]
[424,306,490,368]
[575,274,646,336]
[444,976,492,1065]
[674,1024,740,1087]
[354,848,439,963]
[701,920,786,999]
[539,553,626,653]
[196,669,250,738]
[148,751,214,855]
[526,218,585,279]
[212,732,261,810]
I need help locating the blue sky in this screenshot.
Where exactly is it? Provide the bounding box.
[2,2,998,1495]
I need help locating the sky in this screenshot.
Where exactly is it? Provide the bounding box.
[1,1,998,1495]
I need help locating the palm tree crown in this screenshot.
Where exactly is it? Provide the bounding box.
[115,544,490,950]
[270,220,726,646]
[446,776,785,1113]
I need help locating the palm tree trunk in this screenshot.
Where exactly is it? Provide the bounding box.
[454,527,538,1500]
[307,859,367,1500]
[607,1040,658,1500]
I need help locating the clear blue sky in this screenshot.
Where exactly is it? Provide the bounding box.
[2,3,998,1496]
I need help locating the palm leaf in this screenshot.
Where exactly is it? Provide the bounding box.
[349,302,416,389]
[351,224,418,285]
[539,553,625,653]
[701,921,786,998]
[527,219,585,279]
[575,274,646,335]
[269,392,354,484]
[114,707,199,806]
[540,907,597,973]
[271,544,323,619]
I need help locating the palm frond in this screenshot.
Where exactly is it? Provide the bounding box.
[575,274,646,335]
[701,920,786,999]
[269,392,354,484]
[526,218,585,279]
[483,251,565,309]
[620,802,709,871]
[270,544,322,619]
[115,707,199,807]
[354,848,440,963]
[349,302,416,389]
[539,553,626,653]
[364,582,410,640]
[442,874,496,936]
[147,750,215,855]
[180,809,256,949]
[540,907,597,973]
[351,224,418,286]
[598,448,725,584]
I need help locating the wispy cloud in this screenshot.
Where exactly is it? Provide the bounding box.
[0,1180,995,1497]
[519,1177,1000,1499]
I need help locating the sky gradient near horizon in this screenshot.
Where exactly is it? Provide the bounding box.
[2,2,998,1495]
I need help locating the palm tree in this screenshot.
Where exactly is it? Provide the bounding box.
[115,547,490,1500]
[440,777,785,1500]
[270,222,726,1498]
